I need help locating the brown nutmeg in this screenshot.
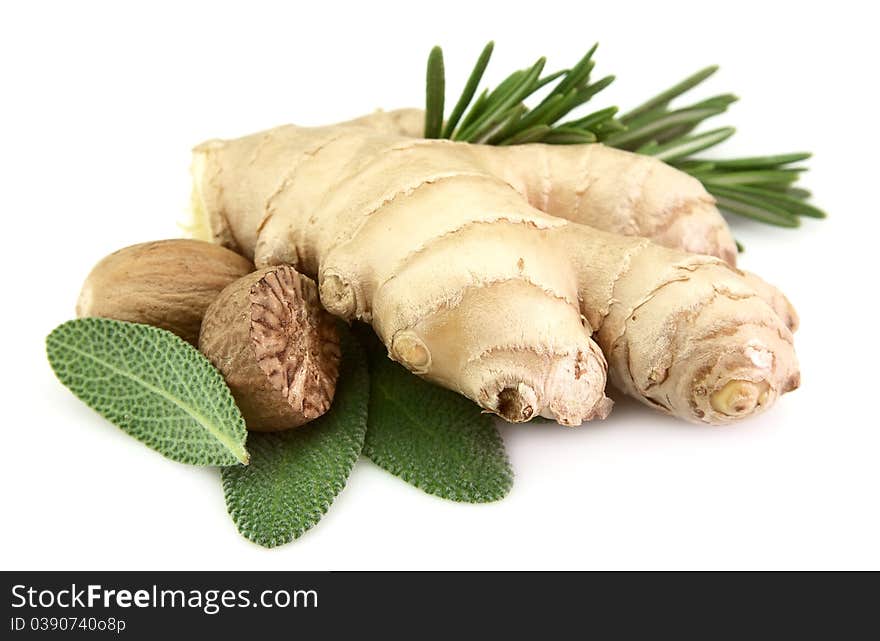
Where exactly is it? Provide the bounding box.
[77,239,254,345]
[198,265,341,432]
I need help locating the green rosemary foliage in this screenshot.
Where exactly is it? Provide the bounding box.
[424,42,826,228]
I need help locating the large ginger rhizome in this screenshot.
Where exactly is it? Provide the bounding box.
[190,119,799,426]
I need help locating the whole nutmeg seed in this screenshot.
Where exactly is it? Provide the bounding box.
[198,264,341,432]
[77,239,254,345]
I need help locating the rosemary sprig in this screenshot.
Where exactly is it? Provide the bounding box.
[619,65,720,123]
[647,127,737,162]
[424,46,445,139]
[442,41,494,138]
[423,42,827,228]
[455,56,547,142]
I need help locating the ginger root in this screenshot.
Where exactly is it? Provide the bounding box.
[346,109,736,262]
[346,109,800,332]
[557,226,798,421]
[190,122,799,425]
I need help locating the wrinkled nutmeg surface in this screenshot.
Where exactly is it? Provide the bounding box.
[199,265,341,431]
[76,239,254,345]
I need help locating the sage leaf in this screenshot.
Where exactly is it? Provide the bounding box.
[222,328,369,547]
[46,318,249,466]
[355,326,513,503]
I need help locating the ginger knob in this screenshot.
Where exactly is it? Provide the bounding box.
[710,379,771,418]
[198,265,341,431]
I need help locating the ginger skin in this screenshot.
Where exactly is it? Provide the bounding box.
[557,226,798,421]
[347,109,799,332]
[190,122,799,425]
[348,108,736,261]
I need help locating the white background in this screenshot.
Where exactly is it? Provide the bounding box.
[2,0,878,570]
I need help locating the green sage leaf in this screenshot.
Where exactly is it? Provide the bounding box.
[222,328,369,547]
[47,318,249,465]
[356,326,513,503]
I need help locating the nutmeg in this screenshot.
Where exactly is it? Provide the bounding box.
[76,239,254,345]
[198,265,341,432]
